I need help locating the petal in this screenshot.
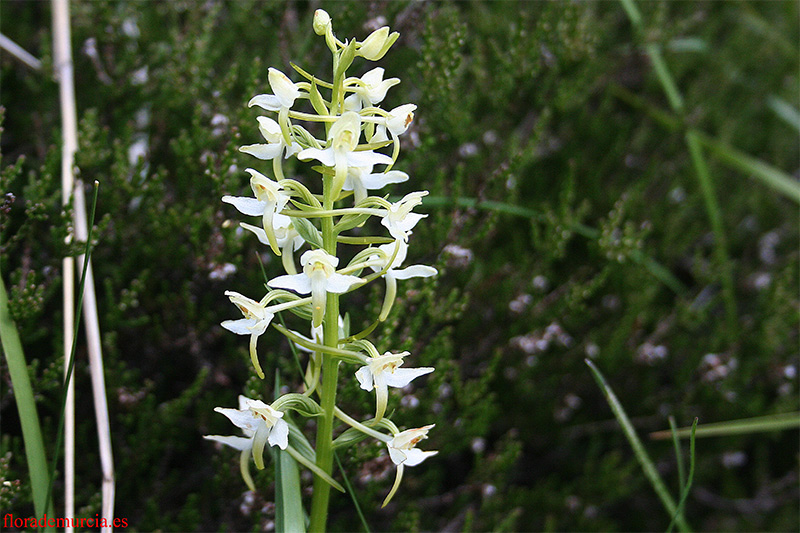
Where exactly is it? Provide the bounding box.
[325,273,363,293]
[268,418,289,450]
[346,150,392,168]
[360,170,408,190]
[401,448,438,467]
[297,147,336,166]
[268,68,300,108]
[388,445,407,466]
[240,143,283,161]
[269,273,312,294]
[204,434,252,451]
[383,366,435,389]
[221,318,259,335]
[255,116,282,140]
[355,366,374,391]
[248,94,282,111]
[391,265,438,280]
[222,195,267,217]
[214,406,261,433]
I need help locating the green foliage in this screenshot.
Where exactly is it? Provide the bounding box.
[1,1,797,531]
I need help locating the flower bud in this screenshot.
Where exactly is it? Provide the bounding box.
[313,9,331,36]
[358,26,399,61]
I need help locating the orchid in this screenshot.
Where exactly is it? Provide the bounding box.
[268,249,362,327]
[343,164,408,204]
[213,13,439,525]
[369,239,437,320]
[381,191,429,241]
[355,351,434,421]
[297,111,392,197]
[222,169,291,255]
[239,116,301,161]
[382,425,438,506]
[203,395,290,490]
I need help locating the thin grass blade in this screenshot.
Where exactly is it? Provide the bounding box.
[651,412,799,440]
[585,359,691,533]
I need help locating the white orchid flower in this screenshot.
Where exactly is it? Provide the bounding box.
[381,191,429,241]
[382,424,437,507]
[220,291,275,378]
[343,164,408,204]
[239,116,301,160]
[344,67,400,111]
[268,249,362,327]
[297,112,392,197]
[222,169,291,255]
[355,351,433,421]
[248,68,301,112]
[240,213,305,274]
[370,239,437,320]
[204,395,290,490]
[370,104,416,144]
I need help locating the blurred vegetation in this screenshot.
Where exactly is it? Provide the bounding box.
[1,1,797,531]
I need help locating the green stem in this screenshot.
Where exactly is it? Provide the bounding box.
[308,168,340,532]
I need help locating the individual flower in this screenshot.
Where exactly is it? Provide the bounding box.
[355,351,434,420]
[357,26,399,61]
[204,395,290,490]
[239,116,301,161]
[343,164,408,204]
[312,9,331,36]
[382,425,437,507]
[240,213,305,273]
[381,191,429,241]
[369,239,437,320]
[344,67,400,111]
[220,291,275,378]
[248,68,302,112]
[222,169,291,255]
[370,104,416,143]
[268,249,362,327]
[297,111,392,197]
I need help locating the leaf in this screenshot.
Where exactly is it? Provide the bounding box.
[293,217,324,249]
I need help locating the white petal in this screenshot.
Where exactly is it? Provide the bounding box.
[269,273,312,294]
[297,147,336,166]
[391,265,438,280]
[346,150,392,168]
[388,446,407,466]
[204,434,252,451]
[360,170,408,190]
[248,94,282,111]
[221,318,259,335]
[383,366,435,388]
[402,448,437,467]
[269,68,300,108]
[268,418,289,450]
[255,116,282,140]
[214,406,261,433]
[222,195,267,217]
[240,143,283,161]
[355,366,374,391]
[325,273,362,293]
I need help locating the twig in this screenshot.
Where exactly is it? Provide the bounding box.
[0,32,42,70]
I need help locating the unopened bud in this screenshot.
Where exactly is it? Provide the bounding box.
[313,9,331,35]
[358,27,398,61]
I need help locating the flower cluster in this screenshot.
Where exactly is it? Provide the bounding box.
[204,11,437,518]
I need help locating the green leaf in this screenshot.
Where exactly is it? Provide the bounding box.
[293,217,324,249]
[309,79,329,117]
[0,274,54,524]
[274,372,306,533]
[650,412,800,440]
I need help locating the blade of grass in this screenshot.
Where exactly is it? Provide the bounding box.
[334,451,370,533]
[43,181,99,529]
[650,412,800,440]
[274,371,306,533]
[668,416,685,492]
[766,95,800,134]
[0,274,55,524]
[585,359,691,532]
[667,418,697,533]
